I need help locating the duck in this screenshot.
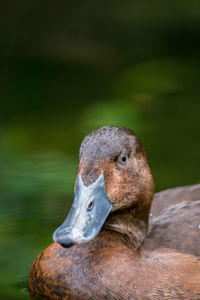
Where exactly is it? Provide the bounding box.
[29,126,200,300]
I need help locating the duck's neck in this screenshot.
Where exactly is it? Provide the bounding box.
[103,200,151,250]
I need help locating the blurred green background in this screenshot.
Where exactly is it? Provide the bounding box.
[0,1,200,299]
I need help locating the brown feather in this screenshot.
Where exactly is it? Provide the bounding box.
[29,126,200,299]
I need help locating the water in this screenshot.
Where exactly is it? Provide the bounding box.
[0,54,200,299]
[0,153,76,299]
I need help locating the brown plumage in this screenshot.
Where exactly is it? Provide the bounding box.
[29,126,200,299]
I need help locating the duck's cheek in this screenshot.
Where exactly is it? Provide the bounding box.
[53,173,112,248]
[105,173,127,210]
[106,170,138,210]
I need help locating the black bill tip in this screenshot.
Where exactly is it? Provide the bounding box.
[58,238,75,248]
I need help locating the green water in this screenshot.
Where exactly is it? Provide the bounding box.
[1,58,200,299]
[1,2,200,298]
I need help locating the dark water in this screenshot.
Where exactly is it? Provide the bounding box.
[1,2,200,298]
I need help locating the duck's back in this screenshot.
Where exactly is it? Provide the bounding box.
[146,184,200,256]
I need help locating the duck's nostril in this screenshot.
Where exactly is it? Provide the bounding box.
[87,201,94,211]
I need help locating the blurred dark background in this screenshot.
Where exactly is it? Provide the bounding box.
[0,1,200,299]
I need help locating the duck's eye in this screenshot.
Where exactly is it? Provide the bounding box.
[118,153,128,165]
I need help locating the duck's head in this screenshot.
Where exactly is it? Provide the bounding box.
[53,126,154,248]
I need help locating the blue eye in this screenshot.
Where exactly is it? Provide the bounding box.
[119,153,128,164]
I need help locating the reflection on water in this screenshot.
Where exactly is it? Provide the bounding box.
[0,56,200,300]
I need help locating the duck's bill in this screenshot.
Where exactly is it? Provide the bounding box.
[53,173,112,248]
